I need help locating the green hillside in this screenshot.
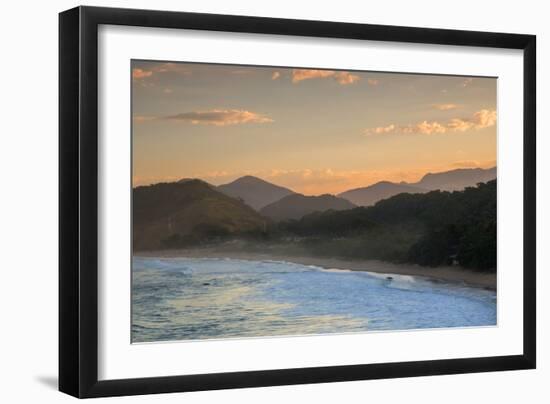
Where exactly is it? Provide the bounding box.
[279,180,496,271]
[260,193,356,221]
[133,180,267,250]
[133,178,496,272]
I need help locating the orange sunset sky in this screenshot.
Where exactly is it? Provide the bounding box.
[132,60,496,195]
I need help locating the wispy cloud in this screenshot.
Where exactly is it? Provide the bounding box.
[292,69,332,83]
[271,71,281,80]
[154,63,191,75]
[135,109,274,126]
[191,168,424,195]
[132,68,153,80]
[333,72,360,85]
[132,63,191,82]
[292,69,360,85]
[447,109,497,132]
[432,103,459,111]
[134,162,496,193]
[367,78,379,86]
[192,163,492,195]
[364,109,496,136]
[133,115,156,123]
[366,124,397,135]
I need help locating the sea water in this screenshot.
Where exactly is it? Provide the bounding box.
[132,257,496,343]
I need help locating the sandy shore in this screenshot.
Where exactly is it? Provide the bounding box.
[135,248,496,290]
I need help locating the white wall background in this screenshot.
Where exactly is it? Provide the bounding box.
[0,0,546,402]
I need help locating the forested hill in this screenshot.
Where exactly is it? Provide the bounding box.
[260,193,356,221]
[280,180,496,271]
[133,179,496,271]
[133,180,266,250]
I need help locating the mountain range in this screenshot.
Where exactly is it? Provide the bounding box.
[217,175,294,210]
[338,181,424,207]
[260,193,355,221]
[133,167,496,250]
[337,167,496,206]
[414,167,496,191]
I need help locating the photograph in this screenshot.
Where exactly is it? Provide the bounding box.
[131,60,498,343]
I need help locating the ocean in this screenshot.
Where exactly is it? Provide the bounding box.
[132,256,496,343]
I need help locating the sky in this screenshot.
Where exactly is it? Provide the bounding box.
[132,60,497,195]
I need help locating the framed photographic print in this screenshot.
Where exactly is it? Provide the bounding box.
[59,6,536,398]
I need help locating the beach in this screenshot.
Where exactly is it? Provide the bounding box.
[135,247,496,290]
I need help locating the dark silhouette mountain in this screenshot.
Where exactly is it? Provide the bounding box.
[260,193,356,221]
[338,167,497,206]
[338,181,424,207]
[283,180,496,271]
[218,175,295,210]
[133,180,266,250]
[414,167,496,191]
[177,178,196,184]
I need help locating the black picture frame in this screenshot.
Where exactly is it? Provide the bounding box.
[59,6,536,398]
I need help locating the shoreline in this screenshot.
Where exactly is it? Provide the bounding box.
[135,248,496,291]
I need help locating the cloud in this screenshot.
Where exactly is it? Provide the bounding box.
[196,166,477,195]
[292,69,333,83]
[272,71,281,80]
[132,115,156,123]
[473,109,497,127]
[151,62,191,76]
[200,168,407,195]
[163,88,173,94]
[159,109,274,126]
[367,79,379,86]
[136,160,497,193]
[432,103,459,111]
[292,69,360,85]
[447,109,497,132]
[132,62,191,82]
[368,124,396,135]
[333,72,360,85]
[364,109,496,136]
[132,68,153,80]
[408,121,447,135]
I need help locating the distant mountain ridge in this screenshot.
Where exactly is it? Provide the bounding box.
[132,167,496,251]
[260,193,356,221]
[217,175,295,210]
[414,167,496,191]
[337,167,496,206]
[338,181,424,207]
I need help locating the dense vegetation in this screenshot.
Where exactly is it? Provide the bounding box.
[132,180,266,250]
[260,193,356,221]
[133,178,496,272]
[276,180,496,271]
